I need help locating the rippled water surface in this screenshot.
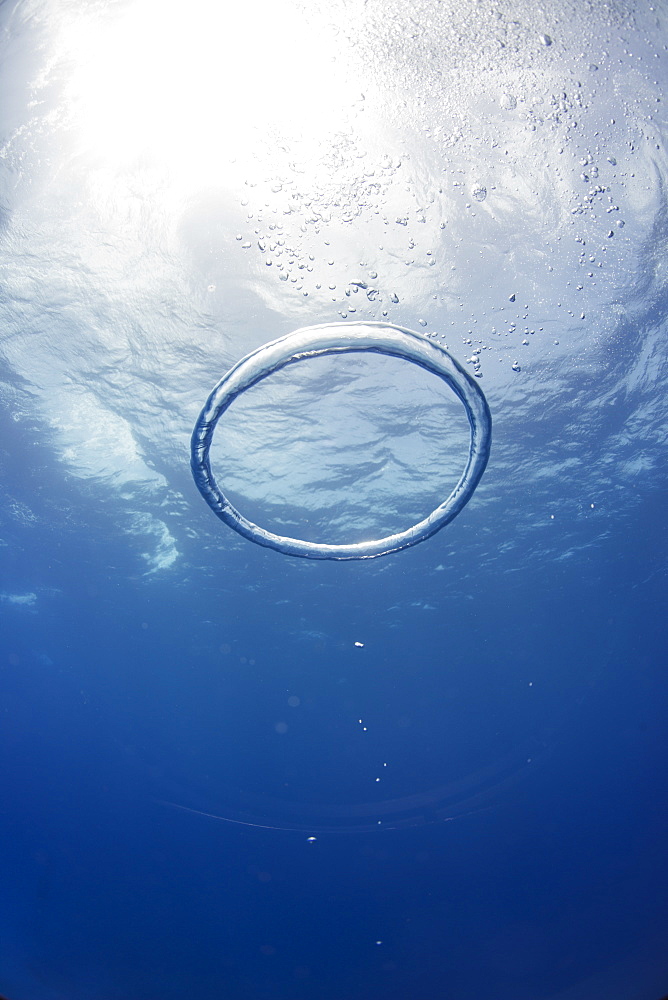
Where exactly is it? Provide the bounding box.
[1,1,667,998]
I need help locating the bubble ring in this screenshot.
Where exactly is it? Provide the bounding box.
[191,322,492,560]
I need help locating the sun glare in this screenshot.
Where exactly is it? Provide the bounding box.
[62,0,359,186]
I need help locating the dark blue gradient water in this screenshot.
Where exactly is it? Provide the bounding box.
[1,1,667,998]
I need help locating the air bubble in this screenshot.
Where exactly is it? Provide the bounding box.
[191,323,492,560]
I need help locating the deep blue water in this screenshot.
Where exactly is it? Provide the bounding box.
[2,384,667,999]
[2,1,668,997]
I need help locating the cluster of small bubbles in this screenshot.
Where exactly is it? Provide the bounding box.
[466,348,483,378]
[511,361,521,372]
[471,184,487,202]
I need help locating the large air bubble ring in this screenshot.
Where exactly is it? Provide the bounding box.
[191,322,492,560]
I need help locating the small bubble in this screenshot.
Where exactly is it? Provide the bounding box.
[539,33,552,46]
[307,837,317,844]
[500,93,517,110]
[511,361,521,372]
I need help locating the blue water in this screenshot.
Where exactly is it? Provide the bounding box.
[2,1,668,998]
